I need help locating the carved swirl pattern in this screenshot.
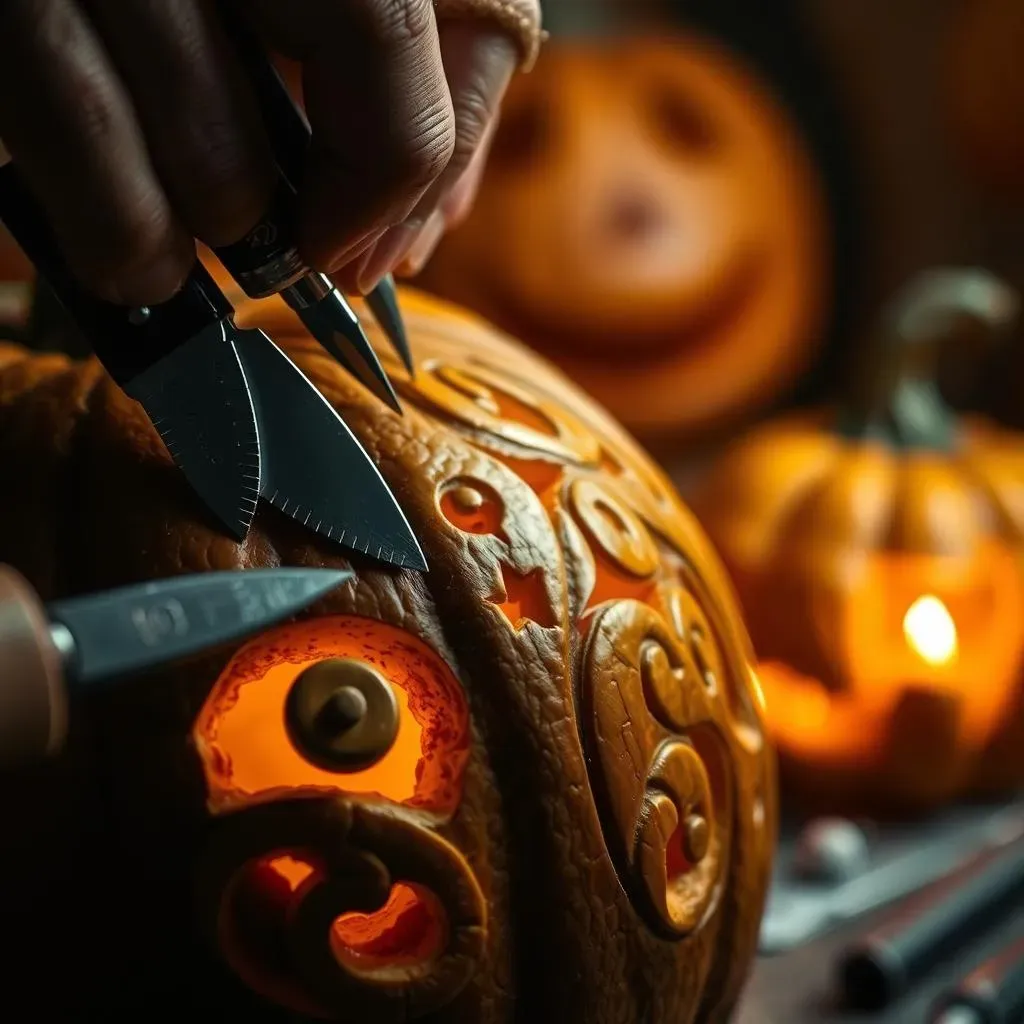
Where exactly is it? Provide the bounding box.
[198,798,486,1022]
[393,317,768,939]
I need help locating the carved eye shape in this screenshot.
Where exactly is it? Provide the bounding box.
[647,79,720,156]
[194,616,471,815]
[489,94,553,172]
[195,617,473,1011]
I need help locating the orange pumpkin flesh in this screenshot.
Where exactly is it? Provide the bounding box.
[0,282,774,1020]
[418,34,829,442]
[695,270,1024,815]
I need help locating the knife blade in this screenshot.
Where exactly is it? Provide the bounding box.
[0,563,351,765]
[0,161,262,541]
[234,325,428,572]
[213,1,414,377]
[366,275,415,376]
[48,566,353,684]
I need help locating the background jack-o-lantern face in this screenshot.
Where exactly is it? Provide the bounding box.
[694,270,1024,815]
[418,35,829,442]
[0,284,774,1020]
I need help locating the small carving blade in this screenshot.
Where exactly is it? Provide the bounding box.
[235,325,427,572]
[126,323,262,540]
[286,280,402,415]
[366,275,414,376]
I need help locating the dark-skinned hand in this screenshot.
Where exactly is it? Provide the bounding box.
[0,0,535,306]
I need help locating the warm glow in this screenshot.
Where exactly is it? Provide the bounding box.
[194,616,470,815]
[903,595,958,667]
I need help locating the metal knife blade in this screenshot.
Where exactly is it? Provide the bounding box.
[47,567,353,685]
[233,326,427,572]
[288,278,402,414]
[0,162,264,543]
[124,321,261,540]
[365,275,414,376]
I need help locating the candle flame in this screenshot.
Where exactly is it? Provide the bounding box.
[903,595,958,667]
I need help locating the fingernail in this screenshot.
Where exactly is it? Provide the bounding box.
[325,227,387,275]
[356,222,421,294]
[398,211,446,277]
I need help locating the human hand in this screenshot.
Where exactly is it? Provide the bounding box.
[0,0,542,306]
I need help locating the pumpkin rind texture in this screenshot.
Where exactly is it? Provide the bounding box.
[695,410,1024,815]
[0,287,774,1021]
[418,34,829,442]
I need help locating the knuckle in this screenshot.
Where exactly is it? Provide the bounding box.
[387,103,456,192]
[360,0,435,50]
[448,89,493,172]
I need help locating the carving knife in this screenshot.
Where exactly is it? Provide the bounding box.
[0,160,261,542]
[0,161,428,571]
[215,2,416,380]
[0,562,352,764]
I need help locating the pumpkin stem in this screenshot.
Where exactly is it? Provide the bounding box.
[837,268,1019,450]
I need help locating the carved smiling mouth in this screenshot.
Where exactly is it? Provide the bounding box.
[199,797,486,1022]
[479,245,766,369]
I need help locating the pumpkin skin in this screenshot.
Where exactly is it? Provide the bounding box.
[0,285,774,1020]
[693,271,1024,815]
[417,35,829,442]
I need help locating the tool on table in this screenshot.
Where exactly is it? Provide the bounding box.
[836,826,1024,1011]
[928,936,1024,1024]
[0,162,427,571]
[791,817,872,885]
[215,1,415,391]
[760,807,1024,955]
[0,562,350,765]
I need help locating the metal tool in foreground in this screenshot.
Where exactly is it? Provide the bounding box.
[0,162,427,571]
[0,563,351,765]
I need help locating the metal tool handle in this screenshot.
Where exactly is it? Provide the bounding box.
[0,565,67,764]
[209,1,313,298]
[0,161,232,386]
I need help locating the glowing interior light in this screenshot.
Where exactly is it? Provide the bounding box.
[903,595,958,667]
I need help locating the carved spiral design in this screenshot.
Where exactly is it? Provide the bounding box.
[581,598,749,937]
[198,798,486,1022]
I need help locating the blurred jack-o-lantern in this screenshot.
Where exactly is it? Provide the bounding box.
[0,282,774,1019]
[695,268,1024,815]
[418,34,829,442]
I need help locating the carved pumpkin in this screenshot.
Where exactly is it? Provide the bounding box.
[694,269,1024,815]
[417,34,829,442]
[0,281,774,1019]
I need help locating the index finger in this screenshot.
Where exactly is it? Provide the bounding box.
[243,0,456,271]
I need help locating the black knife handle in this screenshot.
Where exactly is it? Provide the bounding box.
[217,0,311,185]
[0,161,232,386]
[209,1,313,298]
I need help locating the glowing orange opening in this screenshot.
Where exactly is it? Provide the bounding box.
[194,616,470,816]
[221,852,446,1014]
[664,822,693,881]
[331,885,446,971]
